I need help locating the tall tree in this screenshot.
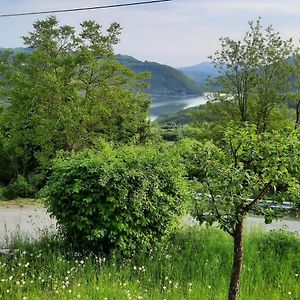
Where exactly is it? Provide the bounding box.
[209,19,296,132]
[0,17,151,190]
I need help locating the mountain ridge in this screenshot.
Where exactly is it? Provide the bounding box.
[116,55,203,102]
[179,62,219,87]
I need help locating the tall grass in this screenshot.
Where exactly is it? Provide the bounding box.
[0,227,299,299]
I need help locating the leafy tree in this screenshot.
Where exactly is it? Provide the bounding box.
[209,19,296,132]
[43,142,190,254]
[188,125,300,300]
[0,16,151,192]
[290,55,300,128]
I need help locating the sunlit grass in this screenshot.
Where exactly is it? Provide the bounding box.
[0,198,43,207]
[0,227,299,299]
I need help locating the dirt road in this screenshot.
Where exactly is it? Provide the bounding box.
[0,205,56,246]
[1,206,299,246]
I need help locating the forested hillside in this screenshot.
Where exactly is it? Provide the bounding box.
[116,55,203,102]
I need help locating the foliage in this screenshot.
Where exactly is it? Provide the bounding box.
[2,175,36,200]
[191,124,300,233]
[43,143,189,254]
[209,19,296,132]
[0,17,151,194]
[0,133,14,186]
[156,105,204,125]
[187,124,300,299]
[290,55,300,127]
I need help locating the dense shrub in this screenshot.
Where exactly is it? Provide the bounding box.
[3,175,36,199]
[43,143,189,254]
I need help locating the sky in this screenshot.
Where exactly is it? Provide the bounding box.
[1,0,300,68]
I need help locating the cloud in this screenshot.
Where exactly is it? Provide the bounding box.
[1,0,300,67]
[173,0,300,16]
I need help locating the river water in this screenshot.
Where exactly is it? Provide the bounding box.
[150,94,209,120]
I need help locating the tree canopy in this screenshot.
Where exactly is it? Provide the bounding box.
[208,19,296,132]
[0,16,151,194]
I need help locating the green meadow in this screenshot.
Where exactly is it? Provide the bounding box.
[0,227,299,300]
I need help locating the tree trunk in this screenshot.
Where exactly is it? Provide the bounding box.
[228,220,244,300]
[295,99,300,129]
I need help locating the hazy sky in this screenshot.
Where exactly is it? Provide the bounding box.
[1,0,300,67]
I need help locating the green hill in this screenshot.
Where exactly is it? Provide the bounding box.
[116,55,203,103]
[156,106,203,125]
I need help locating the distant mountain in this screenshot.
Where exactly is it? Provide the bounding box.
[116,55,203,103]
[179,62,219,88]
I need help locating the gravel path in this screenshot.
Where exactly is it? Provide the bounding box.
[0,206,56,246]
[1,206,299,246]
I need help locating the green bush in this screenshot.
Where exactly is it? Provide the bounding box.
[0,185,5,200]
[3,175,36,199]
[43,143,189,254]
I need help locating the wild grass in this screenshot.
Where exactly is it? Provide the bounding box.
[0,198,43,207]
[0,227,299,300]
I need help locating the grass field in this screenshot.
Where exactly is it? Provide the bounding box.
[0,227,299,300]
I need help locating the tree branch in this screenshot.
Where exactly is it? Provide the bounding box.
[243,180,273,213]
[206,180,234,236]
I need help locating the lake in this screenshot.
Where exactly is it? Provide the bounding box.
[150,94,209,120]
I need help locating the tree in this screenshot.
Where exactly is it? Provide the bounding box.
[209,19,296,132]
[187,125,300,300]
[0,16,151,192]
[290,55,300,128]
